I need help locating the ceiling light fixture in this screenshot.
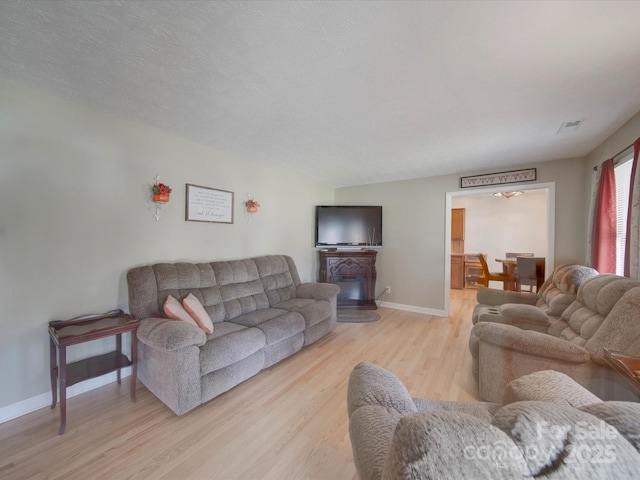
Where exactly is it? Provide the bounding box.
[493,191,524,199]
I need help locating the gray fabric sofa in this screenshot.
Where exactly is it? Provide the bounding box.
[348,363,640,479]
[127,254,339,415]
[470,273,640,403]
[472,264,598,328]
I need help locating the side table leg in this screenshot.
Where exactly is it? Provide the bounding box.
[131,332,138,402]
[49,336,57,409]
[59,347,67,435]
[116,333,122,384]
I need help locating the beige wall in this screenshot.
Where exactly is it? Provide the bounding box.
[335,157,588,311]
[0,80,333,409]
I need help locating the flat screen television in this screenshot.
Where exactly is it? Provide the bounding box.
[315,206,382,248]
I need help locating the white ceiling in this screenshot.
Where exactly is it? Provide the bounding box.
[2,1,640,188]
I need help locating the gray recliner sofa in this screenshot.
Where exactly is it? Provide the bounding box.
[127,254,339,415]
[348,363,640,479]
[470,274,640,403]
[472,264,598,328]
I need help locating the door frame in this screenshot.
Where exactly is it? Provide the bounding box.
[443,182,556,315]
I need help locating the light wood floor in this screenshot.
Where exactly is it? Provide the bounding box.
[0,289,479,480]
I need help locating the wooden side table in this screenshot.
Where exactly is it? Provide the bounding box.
[48,309,139,434]
[603,348,640,395]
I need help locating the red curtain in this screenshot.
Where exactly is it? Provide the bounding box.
[624,138,640,277]
[592,158,616,273]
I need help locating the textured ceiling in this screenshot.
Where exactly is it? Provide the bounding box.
[2,1,640,187]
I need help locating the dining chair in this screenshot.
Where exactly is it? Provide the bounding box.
[477,254,512,289]
[516,256,546,292]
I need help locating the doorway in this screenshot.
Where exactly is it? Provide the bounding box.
[444,183,556,314]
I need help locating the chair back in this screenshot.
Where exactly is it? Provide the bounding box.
[506,252,534,258]
[517,257,546,291]
[477,254,490,287]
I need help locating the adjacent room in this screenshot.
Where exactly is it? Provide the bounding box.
[2,1,640,478]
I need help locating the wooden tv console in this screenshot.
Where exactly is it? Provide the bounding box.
[319,250,377,310]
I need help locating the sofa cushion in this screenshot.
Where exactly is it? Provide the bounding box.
[199,324,265,375]
[212,260,271,320]
[274,298,333,328]
[231,309,305,346]
[552,275,640,345]
[254,255,299,305]
[163,295,198,327]
[152,263,227,322]
[183,293,214,334]
[535,264,597,317]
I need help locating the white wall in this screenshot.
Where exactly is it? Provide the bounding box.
[452,189,548,286]
[0,80,334,409]
[336,157,587,312]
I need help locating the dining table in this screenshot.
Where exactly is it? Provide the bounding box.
[494,258,518,291]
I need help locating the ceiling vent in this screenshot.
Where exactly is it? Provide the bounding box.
[557,120,583,133]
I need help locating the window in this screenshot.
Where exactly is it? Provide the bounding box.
[614,155,633,275]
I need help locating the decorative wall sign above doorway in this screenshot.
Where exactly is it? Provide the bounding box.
[460,168,536,189]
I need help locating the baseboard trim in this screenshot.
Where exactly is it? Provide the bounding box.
[0,367,131,425]
[378,301,447,317]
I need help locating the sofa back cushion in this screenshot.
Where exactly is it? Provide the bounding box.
[127,255,302,322]
[128,262,226,322]
[211,259,269,321]
[549,275,640,346]
[254,255,300,306]
[584,285,640,362]
[535,264,597,318]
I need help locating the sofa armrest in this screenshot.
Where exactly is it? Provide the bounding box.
[474,322,591,363]
[500,304,552,332]
[476,287,538,306]
[296,282,340,301]
[502,370,602,406]
[137,317,207,351]
[347,362,417,417]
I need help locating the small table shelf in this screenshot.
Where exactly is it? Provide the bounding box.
[48,309,139,434]
[603,348,640,395]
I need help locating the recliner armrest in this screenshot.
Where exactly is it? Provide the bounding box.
[502,370,602,406]
[137,317,207,351]
[500,304,553,332]
[296,282,340,301]
[473,322,591,363]
[476,287,537,306]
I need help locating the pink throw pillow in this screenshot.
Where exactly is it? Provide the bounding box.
[163,295,198,327]
[183,293,214,334]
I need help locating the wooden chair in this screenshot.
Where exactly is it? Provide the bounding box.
[516,257,546,292]
[477,254,512,289]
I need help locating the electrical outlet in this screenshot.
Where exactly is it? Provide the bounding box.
[385,286,391,294]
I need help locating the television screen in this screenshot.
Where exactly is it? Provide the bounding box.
[315,206,382,247]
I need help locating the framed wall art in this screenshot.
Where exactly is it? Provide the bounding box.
[185,184,234,223]
[460,168,536,189]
